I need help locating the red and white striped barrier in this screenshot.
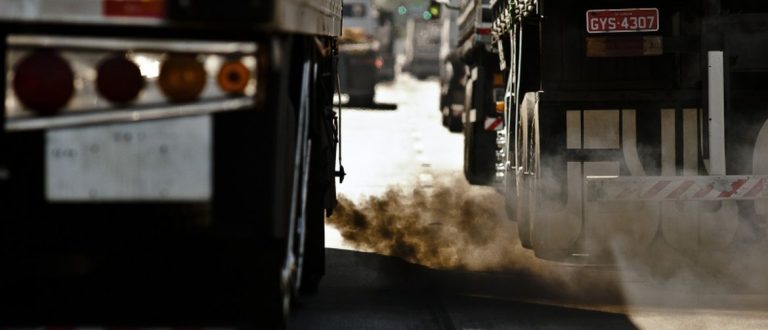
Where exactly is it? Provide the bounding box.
[586,175,768,201]
[484,116,504,131]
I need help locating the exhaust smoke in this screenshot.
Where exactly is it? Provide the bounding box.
[328,173,768,313]
[328,176,520,271]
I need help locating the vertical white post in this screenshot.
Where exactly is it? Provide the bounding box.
[708,51,726,175]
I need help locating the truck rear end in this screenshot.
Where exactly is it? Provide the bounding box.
[338,0,379,105]
[493,0,768,261]
[0,0,341,327]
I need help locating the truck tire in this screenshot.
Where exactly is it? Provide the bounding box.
[300,194,325,294]
[448,113,463,132]
[211,36,316,329]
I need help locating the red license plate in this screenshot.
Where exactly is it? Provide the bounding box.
[586,8,659,34]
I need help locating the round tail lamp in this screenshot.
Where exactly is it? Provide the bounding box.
[96,55,144,105]
[158,54,207,103]
[217,60,250,95]
[12,50,74,115]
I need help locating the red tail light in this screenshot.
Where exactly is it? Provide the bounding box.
[476,28,492,35]
[12,50,74,115]
[97,55,145,105]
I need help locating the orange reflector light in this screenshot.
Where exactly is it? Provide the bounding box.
[158,54,207,103]
[496,101,505,113]
[13,51,74,115]
[97,55,144,105]
[492,73,504,87]
[217,60,250,95]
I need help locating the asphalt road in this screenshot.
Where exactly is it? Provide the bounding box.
[291,75,768,329]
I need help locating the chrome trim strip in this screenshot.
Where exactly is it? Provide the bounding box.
[8,35,257,54]
[6,97,254,131]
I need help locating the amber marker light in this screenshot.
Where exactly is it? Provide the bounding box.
[158,54,207,103]
[217,60,251,95]
[97,55,145,105]
[496,101,505,114]
[12,50,74,115]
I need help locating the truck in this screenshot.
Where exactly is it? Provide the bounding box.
[339,0,379,105]
[0,0,341,328]
[456,0,503,185]
[489,0,768,261]
[376,9,396,83]
[438,0,465,132]
[403,17,442,80]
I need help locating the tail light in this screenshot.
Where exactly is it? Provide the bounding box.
[4,35,260,131]
[12,50,74,115]
[96,55,145,105]
[217,60,250,95]
[158,54,207,103]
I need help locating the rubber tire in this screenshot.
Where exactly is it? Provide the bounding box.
[299,197,325,295]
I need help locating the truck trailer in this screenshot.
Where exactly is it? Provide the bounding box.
[0,0,341,328]
[490,0,768,261]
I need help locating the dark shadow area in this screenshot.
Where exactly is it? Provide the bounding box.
[290,248,638,329]
[341,101,398,110]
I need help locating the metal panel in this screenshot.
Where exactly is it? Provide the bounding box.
[708,51,726,175]
[621,109,646,176]
[660,108,676,176]
[274,0,342,36]
[682,108,699,176]
[583,110,620,149]
[566,110,581,149]
[0,0,163,26]
[46,116,211,201]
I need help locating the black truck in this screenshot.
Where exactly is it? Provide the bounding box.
[490,0,768,261]
[0,0,342,328]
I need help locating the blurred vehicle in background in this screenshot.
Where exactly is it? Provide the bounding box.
[456,0,500,185]
[437,0,465,132]
[339,0,379,105]
[403,16,442,80]
[0,0,341,328]
[376,9,396,83]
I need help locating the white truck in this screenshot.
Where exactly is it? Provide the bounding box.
[0,0,341,328]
